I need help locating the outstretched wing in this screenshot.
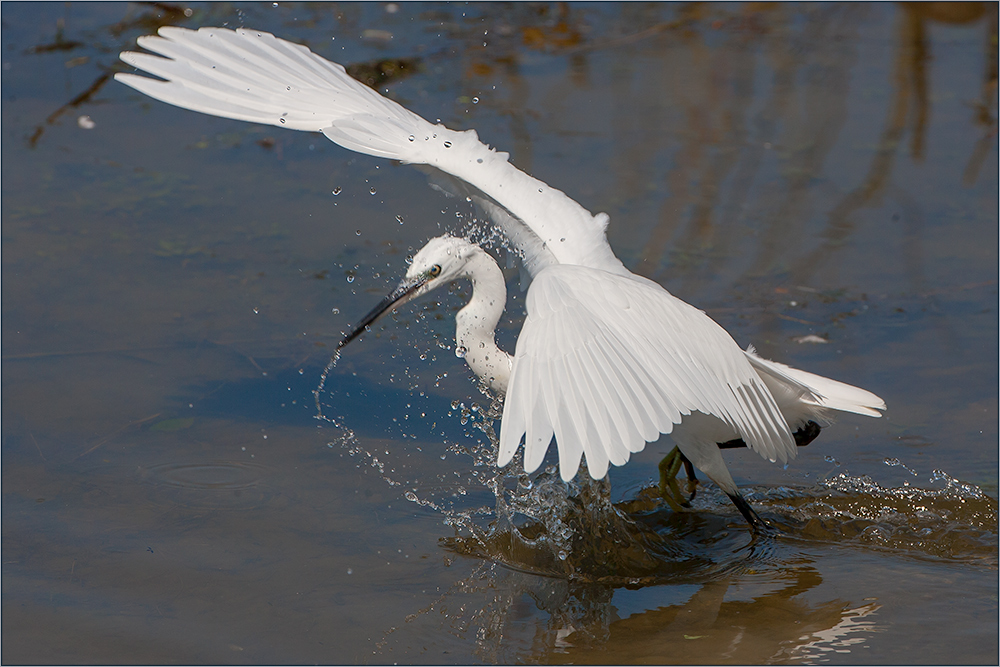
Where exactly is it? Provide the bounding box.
[498,265,796,481]
[116,26,624,277]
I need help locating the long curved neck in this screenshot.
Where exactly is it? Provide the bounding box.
[455,250,513,396]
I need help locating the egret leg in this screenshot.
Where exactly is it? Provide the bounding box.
[681,455,699,502]
[726,491,774,534]
[657,447,694,511]
[658,448,701,508]
[660,421,823,525]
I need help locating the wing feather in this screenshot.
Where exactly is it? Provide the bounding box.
[568,348,618,464]
[582,341,648,452]
[117,26,624,275]
[500,265,796,479]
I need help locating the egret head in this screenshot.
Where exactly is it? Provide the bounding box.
[338,235,481,349]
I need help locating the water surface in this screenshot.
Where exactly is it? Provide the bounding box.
[3,2,997,664]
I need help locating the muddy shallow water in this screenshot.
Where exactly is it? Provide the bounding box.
[3,2,997,664]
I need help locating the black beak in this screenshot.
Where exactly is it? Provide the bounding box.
[338,275,429,350]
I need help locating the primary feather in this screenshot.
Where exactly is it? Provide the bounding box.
[117,26,623,277]
[499,266,797,481]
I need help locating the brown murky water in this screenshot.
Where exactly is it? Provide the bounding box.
[3,3,997,664]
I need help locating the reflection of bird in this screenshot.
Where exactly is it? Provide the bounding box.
[117,27,885,529]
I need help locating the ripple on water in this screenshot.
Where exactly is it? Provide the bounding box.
[315,367,997,579]
[139,460,272,510]
[439,466,766,586]
[744,471,998,566]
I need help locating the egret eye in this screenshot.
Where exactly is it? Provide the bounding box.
[428,264,442,277]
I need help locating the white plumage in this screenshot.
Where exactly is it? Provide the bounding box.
[117,27,886,525]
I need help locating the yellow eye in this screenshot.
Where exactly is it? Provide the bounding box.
[428,264,442,277]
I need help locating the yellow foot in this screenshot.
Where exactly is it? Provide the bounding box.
[658,447,698,512]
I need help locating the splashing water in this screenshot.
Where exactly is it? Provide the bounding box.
[433,401,704,584]
[313,349,362,460]
[316,349,996,577]
[316,353,995,662]
[746,469,997,565]
[317,366,757,583]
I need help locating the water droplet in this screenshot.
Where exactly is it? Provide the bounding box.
[472,97,479,104]
[369,187,377,195]
[884,457,918,476]
[347,275,355,283]
[455,346,467,359]
[395,215,404,224]
[443,141,452,148]
[331,307,340,315]
[279,118,286,124]
[332,187,342,195]
[404,491,418,502]
[355,230,361,236]
[408,134,415,142]
[252,307,259,314]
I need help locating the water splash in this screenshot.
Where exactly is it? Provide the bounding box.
[316,356,994,662]
[317,348,997,573]
[749,469,997,565]
[336,393,752,584]
[313,349,360,456]
[883,456,918,476]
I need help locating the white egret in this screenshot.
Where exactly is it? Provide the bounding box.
[117,27,886,530]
